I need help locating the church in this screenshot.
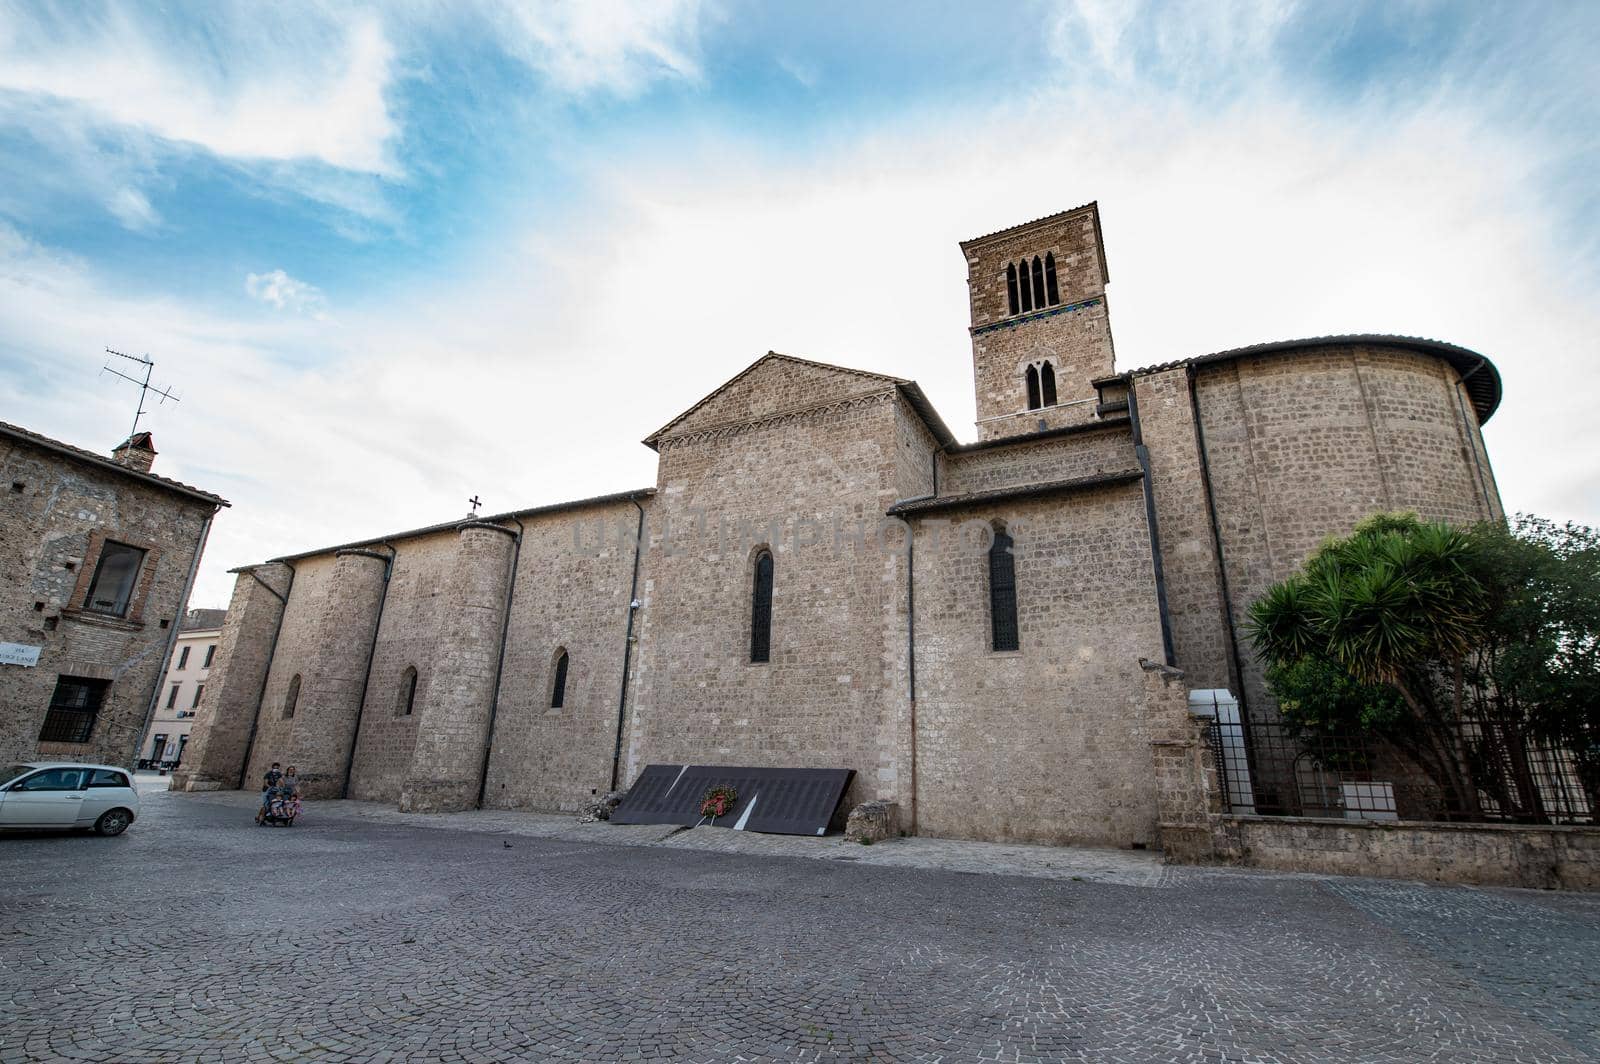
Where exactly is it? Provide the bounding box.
[176,203,1503,849]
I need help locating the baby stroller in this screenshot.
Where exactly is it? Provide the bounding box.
[259,793,302,827]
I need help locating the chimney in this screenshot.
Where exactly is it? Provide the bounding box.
[112,431,157,473]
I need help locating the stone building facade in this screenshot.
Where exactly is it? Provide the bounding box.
[177,203,1503,848]
[0,424,227,768]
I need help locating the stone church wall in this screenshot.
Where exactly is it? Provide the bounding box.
[939,420,1135,497]
[240,552,335,787]
[624,389,915,814]
[1190,344,1502,739]
[344,530,457,802]
[910,482,1167,846]
[482,498,643,812]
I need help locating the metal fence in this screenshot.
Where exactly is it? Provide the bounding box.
[1204,715,1595,825]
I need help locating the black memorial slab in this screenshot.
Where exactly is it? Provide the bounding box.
[610,765,855,836]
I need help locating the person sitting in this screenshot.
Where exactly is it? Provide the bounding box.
[255,762,283,824]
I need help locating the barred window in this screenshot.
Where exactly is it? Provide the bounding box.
[39,676,109,743]
[398,666,418,716]
[750,550,774,664]
[989,528,1019,652]
[84,541,145,617]
[283,674,301,719]
[550,650,568,708]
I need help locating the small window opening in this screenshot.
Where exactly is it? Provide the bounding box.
[750,550,774,664]
[398,666,417,717]
[1040,361,1057,407]
[1030,256,1046,307]
[283,674,301,719]
[1044,252,1060,305]
[1025,365,1041,411]
[1005,263,1020,316]
[9,481,23,493]
[1018,261,1034,312]
[550,650,568,709]
[989,527,1020,652]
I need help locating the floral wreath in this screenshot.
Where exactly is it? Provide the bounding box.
[699,784,738,821]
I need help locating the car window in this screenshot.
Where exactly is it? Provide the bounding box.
[88,769,130,789]
[14,768,86,791]
[2,765,34,785]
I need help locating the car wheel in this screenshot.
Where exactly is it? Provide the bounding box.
[94,809,133,836]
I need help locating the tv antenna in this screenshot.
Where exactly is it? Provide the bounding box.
[101,348,180,440]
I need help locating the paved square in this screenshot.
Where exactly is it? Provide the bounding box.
[1,792,1596,1063]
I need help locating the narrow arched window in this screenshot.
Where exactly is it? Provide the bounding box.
[1018,261,1034,312]
[1025,365,1041,410]
[397,666,417,717]
[1005,263,1020,315]
[1030,256,1046,307]
[750,550,774,663]
[1045,252,1060,305]
[989,528,1019,652]
[1040,361,1057,407]
[283,674,301,719]
[550,650,568,708]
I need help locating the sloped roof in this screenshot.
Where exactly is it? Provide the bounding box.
[643,351,956,450]
[1122,335,1502,424]
[0,420,228,506]
[180,608,227,632]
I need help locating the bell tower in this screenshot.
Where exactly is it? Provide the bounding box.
[961,202,1116,440]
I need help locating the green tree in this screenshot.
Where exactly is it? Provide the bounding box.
[1248,513,1487,817]
[1247,512,1600,822]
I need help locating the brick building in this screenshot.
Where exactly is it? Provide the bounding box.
[0,424,228,768]
[141,607,227,768]
[176,204,1502,848]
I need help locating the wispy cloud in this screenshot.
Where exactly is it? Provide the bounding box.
[479,0,710,97]
[246,269,327,317]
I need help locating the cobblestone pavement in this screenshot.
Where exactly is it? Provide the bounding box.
[1,792,1596,1063]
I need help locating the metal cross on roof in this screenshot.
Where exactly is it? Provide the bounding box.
[469,495,482,514]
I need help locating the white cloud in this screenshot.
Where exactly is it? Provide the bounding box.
[0,4,400,174]
[480,0,709,97]
[246,270,327,317]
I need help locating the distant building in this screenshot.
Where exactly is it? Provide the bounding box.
[141,607,227,768]
[0,423,228,768]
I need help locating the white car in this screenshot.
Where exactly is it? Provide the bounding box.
[0,762,141,835]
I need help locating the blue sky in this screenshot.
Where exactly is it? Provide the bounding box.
[1,0,1596,606]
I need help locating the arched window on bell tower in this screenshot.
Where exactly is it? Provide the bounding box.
[1030,256,1046,308]
[1044,252,1060,305]
[1040,360,1057,407]
[1025,364,1041,410]
[1005,263,1020,315]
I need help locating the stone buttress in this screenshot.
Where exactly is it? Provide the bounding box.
[286,548,389,798]
[398,520,517,813]
[173,562,292,791]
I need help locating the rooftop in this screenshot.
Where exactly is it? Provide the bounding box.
[0,420,228,506]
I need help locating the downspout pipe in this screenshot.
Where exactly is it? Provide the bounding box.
[341,542,397,798]
[906,527,918,835]
[475,518,525,809]
[237,560,296,788]
[1187,366,1249,716]
[609,499,647,793]
[1124,379,1177,667]
[133,505,217,771]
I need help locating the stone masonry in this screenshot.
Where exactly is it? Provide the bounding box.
[0,423,226,769]
[178,202,1511,855]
